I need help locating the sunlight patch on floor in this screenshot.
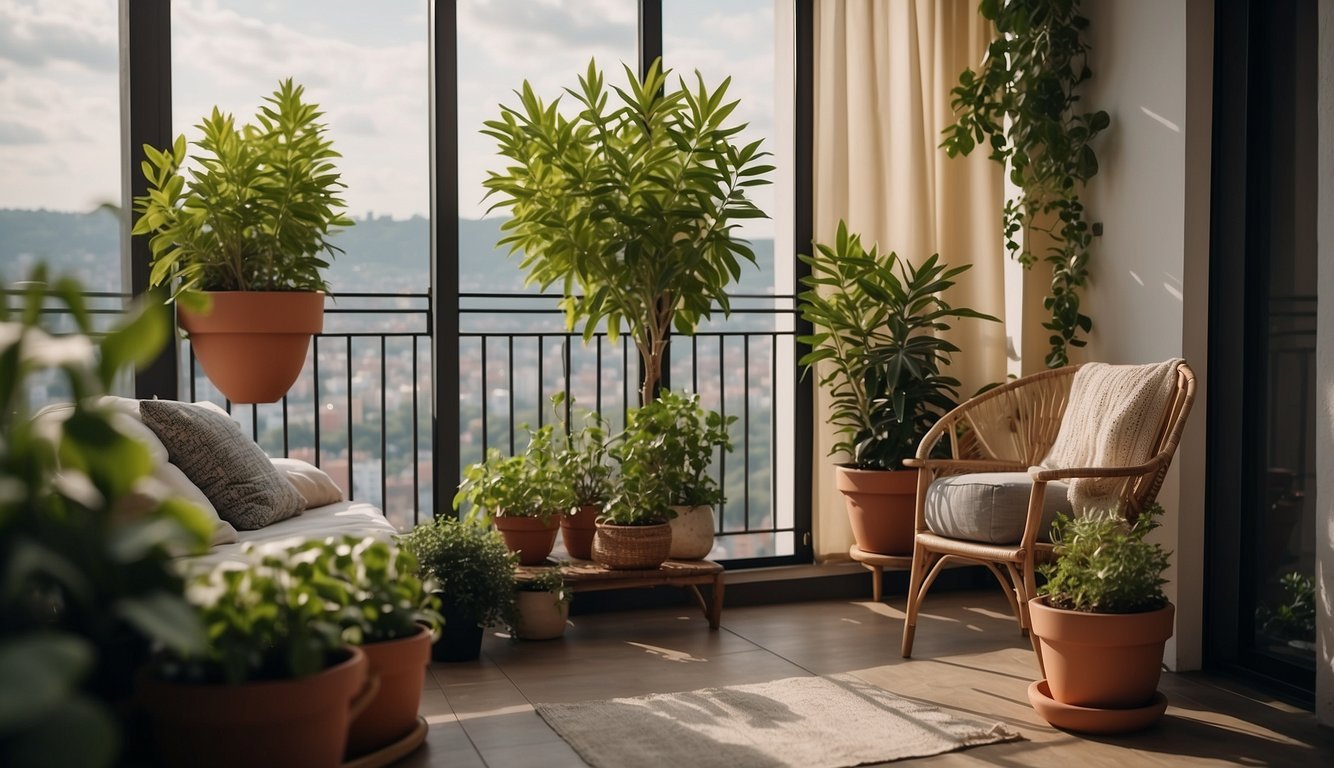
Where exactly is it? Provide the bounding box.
[451,703,533,722]
[626,642,707,663]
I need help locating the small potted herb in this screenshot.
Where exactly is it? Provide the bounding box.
[512,566,572,641]
[140,542,377,767]
[454,422,573,565]
[316,536,443,759]
[596,391,734,568]
[552,393,614,559]
[1027,503,1174,733]
[399,517,517,662]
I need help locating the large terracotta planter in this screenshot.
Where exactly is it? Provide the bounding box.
[178,291,324,404]
[591,522,672,569]
[514,589,571,640]
[346,627,431,759]
[493,514,559,565]
[561,504,599,560]
[668,504,716,559]
[1029,597,1175,711]
[139,646,371,768]
[835,466,918,555]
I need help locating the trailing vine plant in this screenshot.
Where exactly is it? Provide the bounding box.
[940,0,1110,368]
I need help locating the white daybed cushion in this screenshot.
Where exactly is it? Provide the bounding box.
[180,500,398,572]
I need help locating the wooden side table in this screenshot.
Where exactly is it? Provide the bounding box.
[516,559,726,628]
[848,546,912,602]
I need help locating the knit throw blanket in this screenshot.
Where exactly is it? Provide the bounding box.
[1038,359,1183,512]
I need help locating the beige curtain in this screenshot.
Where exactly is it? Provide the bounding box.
[812,0,1007,560]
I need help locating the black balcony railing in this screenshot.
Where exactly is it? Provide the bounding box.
[13,285,807,566]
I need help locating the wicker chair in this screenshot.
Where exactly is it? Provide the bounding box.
[899,360,1196,659]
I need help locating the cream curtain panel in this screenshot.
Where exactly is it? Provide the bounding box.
[812,0,1007,560]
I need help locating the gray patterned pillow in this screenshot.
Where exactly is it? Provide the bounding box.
[139,400,304,530]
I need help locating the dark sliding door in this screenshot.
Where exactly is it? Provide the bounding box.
[1206,0,1317,706]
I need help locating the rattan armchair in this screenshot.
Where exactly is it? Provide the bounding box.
[899,361,1196,658]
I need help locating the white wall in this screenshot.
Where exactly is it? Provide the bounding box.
[1078,0,1211,670]
[1315,0,1334,729]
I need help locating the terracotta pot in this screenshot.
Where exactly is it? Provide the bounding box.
[514,589,571,640]
[668,504,716,559]
[139,646,372,768]
[1029,597,1175,710]
[561,504,600,560]
[178,291,324,404]
[346,626,431,759]
[493,514,559,565]
[591,522,672,569]
[835,466,918,555]
[433,608,484,662]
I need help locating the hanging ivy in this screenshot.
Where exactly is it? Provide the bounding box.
[941,0,1109,368]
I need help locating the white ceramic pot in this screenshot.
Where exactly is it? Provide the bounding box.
[514,590,570,640]
[668,505,716,559]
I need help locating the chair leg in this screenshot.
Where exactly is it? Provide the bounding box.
[901,540,933,658]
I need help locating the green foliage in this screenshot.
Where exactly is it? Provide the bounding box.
[398,516,517,629]
[454,422,574,522]
[797,222,997,470]
[941,0,1109,367]
[132,78,353,298]
[482,58,772,404]
[305,536,443,645]
[1257,571,1316,644]
[603,390,734,524]
[517,565,571,605]
[0,270,211,767]
[552,393,614,508]
[1038,504,1171,614]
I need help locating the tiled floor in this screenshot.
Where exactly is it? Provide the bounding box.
[397,589,1332,767]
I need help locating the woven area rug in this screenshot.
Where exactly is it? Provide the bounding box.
[535,674,1020,768]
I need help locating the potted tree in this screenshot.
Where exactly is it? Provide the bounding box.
[1027,504,1174,734]
[1,273,212,767]
[454,423,572,565]
[798,221,996,555]
[481,58,772,406]
[132,78,353,404]
[596,391,734,567]
[512,566,572,641]
[138,541,379,767]
[318,536,443,761]
[399,517,517,662]
[553,394,613,560]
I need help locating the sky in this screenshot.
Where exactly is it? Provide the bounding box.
[0,0,781,231]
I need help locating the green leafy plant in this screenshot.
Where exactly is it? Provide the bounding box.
[516,565,571,606]
[1257,571,1316,644]
[1038,504,1171,614]
[310,536,444,644]
[0,271,211,766]
[602,390,734,525]
[941,0,1110,367]
[159,542,356,685]
[482,58,772,405]
[552,393,614,508]
[453,422,573,523]
[797,221,997,470]
[132,78,353,299]
[399,517,517,629]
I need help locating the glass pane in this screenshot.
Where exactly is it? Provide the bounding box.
[456,0,637,469]
[171,1,431,521]
[664,0,796,559]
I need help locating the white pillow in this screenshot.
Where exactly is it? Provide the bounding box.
[153,461,239,546]
[270,457,346,509]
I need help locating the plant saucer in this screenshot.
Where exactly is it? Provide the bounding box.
[1027,680,1168,735]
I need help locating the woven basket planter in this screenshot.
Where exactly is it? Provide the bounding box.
[591,522,672,570]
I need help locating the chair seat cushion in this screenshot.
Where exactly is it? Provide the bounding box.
[924,473,1071,544]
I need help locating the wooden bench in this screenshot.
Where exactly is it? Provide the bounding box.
[516,559,726,628]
